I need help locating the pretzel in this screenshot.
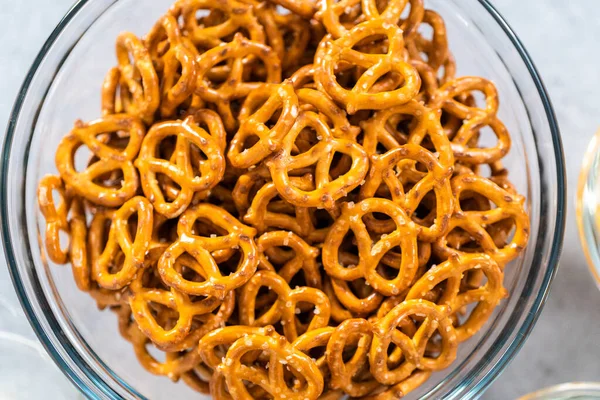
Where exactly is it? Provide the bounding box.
[195,33,282,132]
[406,9,450,73]
[430,76,511,164]
[370,299,458,385]
[135,117,225,218]
[257,231,321,289]
[363,0,424,40]
[68,198,91,291]
[434,174,530,267]
[55,115,144,207]
[228,81,299,168]
[239,270,331,342]
[89,196,153,289]
[315,20,421,114]
[243,176,317,237]
[407,253,506,342]
[267,111,369,209]
[170,0,265,50]
[145,14,198,118]
[106,32,160,124]
[326,318,379,396]
[323,198,419,296]
[37,175,70,264]
[217,331,324,400]
[360,144,454,241]
[159,204,258,299]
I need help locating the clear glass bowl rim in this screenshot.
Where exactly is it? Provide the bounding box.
[1,0,566,399]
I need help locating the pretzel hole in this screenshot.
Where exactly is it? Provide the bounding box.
[361,213,394,238]
[157,173,182,201]
[311,208,336,230]
[487,218,516,249]
[190,217,229,238]
[444,226,480,252]
[458,191,491,212]
[352,34,388,53]
[291,127,319,156]
[417,21,434,43]
[295,301,318,325]
[149,303,180,331]
[145,341,168,363]
[474,125,499,151]
[338,232,360,265]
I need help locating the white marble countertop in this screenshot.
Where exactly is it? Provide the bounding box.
[1,1,599,399]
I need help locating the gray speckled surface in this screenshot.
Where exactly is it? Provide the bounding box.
[1,1,599,399]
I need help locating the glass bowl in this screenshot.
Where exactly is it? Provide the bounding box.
[577,130,600,287]
[2,0,565,399]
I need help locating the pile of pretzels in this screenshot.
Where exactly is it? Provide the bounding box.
[37,0,530,398]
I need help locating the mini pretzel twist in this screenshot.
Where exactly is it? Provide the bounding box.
[407,253,506,342]
[243,176,321,238]
[228,81,299,168]
[362,0,424,41]
[145,14,198,118]
[326,318,379,396]
[217,331,325,400]
[170,0,266,50]
[159,204,259,299]
[135,116,225,218]
[267,111,369,209]
[195,34,282,132]
[315,20,421,114]
[129,267,226,350]
[105,32,160,124]
[90,196,153,289]
[55,115,145,207]
[257,230,321,289]
[430,76,511,164]
[68,198,91,291]
[360,144,454,241]
[239,270,331,342]
[37,175,70,264]
[369,299,458,385]
[434,174,530,267]
[323,198,419,296]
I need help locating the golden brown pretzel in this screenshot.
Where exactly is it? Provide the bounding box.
[55,115,145,207]
[218,331,324,400]
[135,117,225,218]
[195,33,282,132]
[68,198,91,291]
[145,14,198,118]
[159,203,259,299]
[228,81,299,168]
[434,174,530,267]
[90,196,153,290]
[37,175,70,264]
[407,253,506,342]
[266,111,369,209]
[326,318,379,396]
[170,0,265,49]
[362,0,424,40]
[370,299,458,385]
[106,32,160,124]
[239,270,331,342]
[257,230,321,288]
[360,144,454,241]
[430,76,511,164]
[323,198,419,296]
[315,20,421,114]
